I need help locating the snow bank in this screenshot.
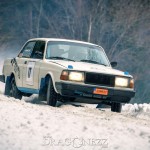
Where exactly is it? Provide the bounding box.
[122,103,150,120]
[0,95,150,150]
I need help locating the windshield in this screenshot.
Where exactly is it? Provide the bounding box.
[45,41,110,66]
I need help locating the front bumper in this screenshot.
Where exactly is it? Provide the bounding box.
[55,82,135,103]
[0,75,5,83]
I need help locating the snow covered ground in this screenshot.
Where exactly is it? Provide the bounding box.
[0,82,150,150]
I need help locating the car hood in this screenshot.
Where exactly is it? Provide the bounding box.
[47,60,132,77]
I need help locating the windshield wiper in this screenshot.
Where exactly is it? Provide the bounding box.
[47,56,75,62]
[80,59,107,66]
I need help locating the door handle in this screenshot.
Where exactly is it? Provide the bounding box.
[24,61,27,64]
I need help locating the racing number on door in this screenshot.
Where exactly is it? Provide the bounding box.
[26,61,35,85]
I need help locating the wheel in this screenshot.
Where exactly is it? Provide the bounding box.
[46,77,57,106]
[111,102,122,113]
[9,77,22,100]
[4,77,11,96]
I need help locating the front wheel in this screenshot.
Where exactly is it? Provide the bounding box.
[111,102,122,113]
[46,77,57,107]
[9,77,22,100]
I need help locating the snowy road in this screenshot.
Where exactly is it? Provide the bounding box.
[0,82,150,150]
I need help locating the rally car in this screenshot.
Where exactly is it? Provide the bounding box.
[0,38,135,112]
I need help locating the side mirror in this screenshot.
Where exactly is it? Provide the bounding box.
[111,62,117,67]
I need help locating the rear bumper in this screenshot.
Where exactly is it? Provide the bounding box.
[0,75,5,83]
[55,82,135,104]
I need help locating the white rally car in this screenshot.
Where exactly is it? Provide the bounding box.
[0,38,135,112]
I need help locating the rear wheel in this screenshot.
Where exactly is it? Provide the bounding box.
[9,77,22,100]
[4,77,11,96]
[46,77,57,106]
[111,102,122,113]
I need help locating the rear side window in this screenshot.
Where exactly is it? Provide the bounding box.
[19,41,36,58]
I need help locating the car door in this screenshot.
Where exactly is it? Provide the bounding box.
[15,41,36,88]
[22,41,45,90]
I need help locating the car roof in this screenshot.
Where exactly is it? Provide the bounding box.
[28,38,99,47]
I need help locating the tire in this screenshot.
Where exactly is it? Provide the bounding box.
[9,77,22,100]
[4,77,11,96]
[46,77,57,106]
[111,102,122,113]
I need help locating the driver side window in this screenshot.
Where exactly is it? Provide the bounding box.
[31,41,45,59]
[19,41,36,58]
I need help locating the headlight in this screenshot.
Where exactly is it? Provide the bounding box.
[60,70,84,82]
[115,77,129,87]
[69,72,84,82]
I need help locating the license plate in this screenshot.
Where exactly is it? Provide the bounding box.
[93,88,108,95]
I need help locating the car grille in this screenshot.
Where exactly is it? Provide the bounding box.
[85,72,115,87]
